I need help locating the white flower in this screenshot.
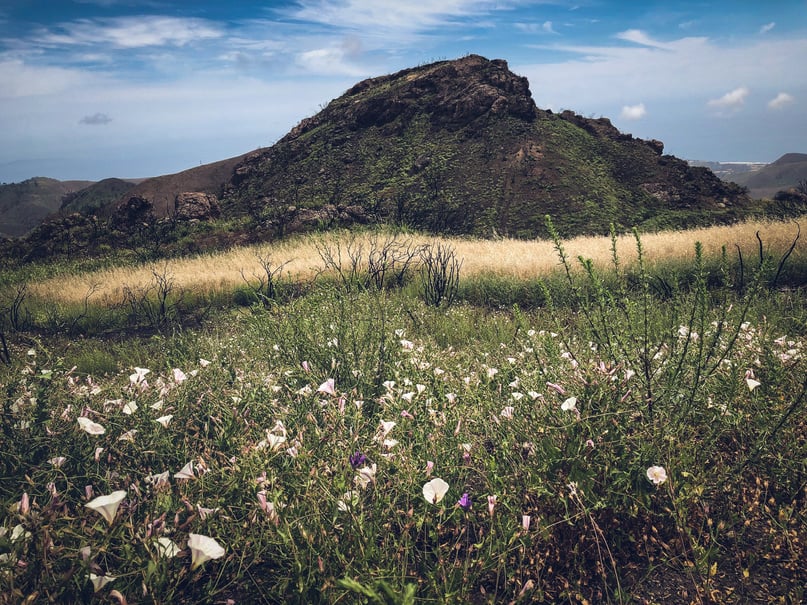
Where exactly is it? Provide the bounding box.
[85,490,127,525]
[89,573,117,592]
[118,429,138,442]
[337,490,359,512]
[199,358,211,367]
[187,533,225,570]
[560,397,578,412]
[500,406,515,419]
[129,367,150,384]
[646,465,668,486]
[354,463,377,489]
[172,368,187,384]
[154,415,173,428]
[422,478,450,505]
[155,537,180,558]
[77,417,106,435]
[144,471,170,487]
[49,456,66,468]
[746,378,761,391]
[174,461,195,480]
[122,400,138,415]
[317,378,336,396]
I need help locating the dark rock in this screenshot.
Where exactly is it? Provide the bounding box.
[175,192,220,221]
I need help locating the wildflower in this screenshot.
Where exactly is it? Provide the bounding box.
[486,367,499,379]
[172,368,187,384]
[585,438,595,449]
[317,378,337,396]
[78,416,106,435]
[378,420,396,437]
[122,400,138,415]
[18,492,30,515]
[745,373,761,391]
[129,367,150,385]
[400,409,414,419]
[546,382,566,395]
[487,495,497,516]
[155,537,180,558]
[522,515,531,531]
[446,392,457,404]
[199,358,211,367]
[89,573,117,592]
[118,429,138,443]
[187,533,225,570]
[400,339,414,351]
[349,451,367,469]
[423,478,450,505]
[174,461,195,480]
[425,460,434,476]
[144,471,170,488]
[94,447,104,462]
[337,491,359,512]
[646,465,668,486]
[500,406,515,419]
[196,503,220,520]
[354,463,377,489]
[85,490,127,525]
[560,397,577,412]
[154,415,173,428]
[457,492,472,511]
[49,456,66,468]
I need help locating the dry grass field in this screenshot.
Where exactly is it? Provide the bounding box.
[28,217,805,306]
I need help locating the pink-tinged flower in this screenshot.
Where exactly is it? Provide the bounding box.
[196,503,220,520]
[144,471,170,488]
[522,515,531,531]
[77,417,105,435]
[400,339,414,351]
[487,495,497,517]
[446,392,457,404]
[317,378,337,396]
[174,461,195,480]
[172,368,187,384]
[646,465,668,486]
[425,460,434,476]
[378,420,396,437]
[118,429,138,443]
[486,367,499,379]
[89,573,117,592]
[85,490,127,525]
[199,358,211,367]
[94,447,104,462]
[187,533,225,570]
[257,491,280,524]
[354,463,377,489]
[301,361,311,373]
[585,439,595,449]
[500,406,515,419]
[423,478,450,505]
[546,382,566,395]
[457,492,472,511]
[18,492,30,515]
[400,409,414,419]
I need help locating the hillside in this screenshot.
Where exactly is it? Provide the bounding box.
[0,177,94,238]
[60,178,138,214]
[5,55,791,262]
[729,153,807,199]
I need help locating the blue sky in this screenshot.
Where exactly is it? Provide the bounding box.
[1,1,805,182]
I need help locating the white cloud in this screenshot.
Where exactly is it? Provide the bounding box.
[615,29,672,49]
[516,21,556,34]
[620,103,646,120]
[0,59,97,98]
[296,46,366,76]
[34,16,223,49]
[760,22,776,35]
[768,92,794,109]
[707,86,749,109]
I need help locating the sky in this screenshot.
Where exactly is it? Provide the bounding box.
[1,1,806,183]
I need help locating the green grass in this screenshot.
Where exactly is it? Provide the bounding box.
[1,232,806,604]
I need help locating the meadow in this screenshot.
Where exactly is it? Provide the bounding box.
[1,217,805,603]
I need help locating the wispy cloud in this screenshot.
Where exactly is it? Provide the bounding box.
[515,21,557,34]
[708,86,749,109]
[620,102,646,120]
[33,16,223,49]
[615,29,672,49]
[760,22,775,34]
[768,92,794,109]
[80,112,112,125]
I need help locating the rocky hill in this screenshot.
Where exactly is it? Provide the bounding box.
[5,55,789,262]
[729,153,807,199]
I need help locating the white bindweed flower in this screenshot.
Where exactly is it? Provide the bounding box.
[317,378,336,396]
[154,415,173,428]
[129,367,150,385]
[646,465,668,486]
[500,406,515,419]
[174,461,195,480]
[560,397,578,412]
[746,378,761,391]
[155,537,180,558]
[118,429,138,443]
[354,463,377,489]
[85,490,127,525]
[78,417,106,435]
[172,368,187,384]
[122,401,138,415]
[187,533,225,570]
[422,478,450,505]
[337,490,359,512]
[144,471,170,487]
[49,456,66,468]
[89,573,117,592]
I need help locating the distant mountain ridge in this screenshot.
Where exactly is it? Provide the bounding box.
[0,177,94,238]
[728,153,807,199]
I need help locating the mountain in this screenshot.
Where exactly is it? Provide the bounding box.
[219,55,753,239]
[61,178,138,214]
[5,55,784,261]
[728,153,807,199]
[0,177,94,238]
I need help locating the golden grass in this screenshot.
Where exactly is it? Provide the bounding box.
[28,217,805,306]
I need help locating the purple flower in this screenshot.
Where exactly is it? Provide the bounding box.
[457,492,472,511]
[349,451,367,469]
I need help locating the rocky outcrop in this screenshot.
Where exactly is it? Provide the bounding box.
[175,192,220,221]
